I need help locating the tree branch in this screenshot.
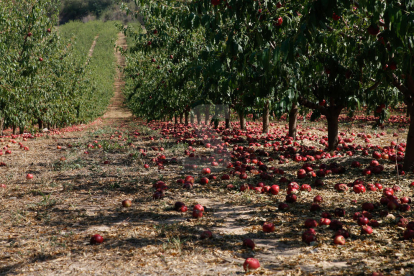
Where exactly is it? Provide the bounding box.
[389,73,411,98]
[365,80,381,92]
[298,96,326,115]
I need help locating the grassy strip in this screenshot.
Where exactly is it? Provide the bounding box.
[85,21,119,119]
[58,20,119,123]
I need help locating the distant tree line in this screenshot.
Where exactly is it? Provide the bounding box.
[59,0,139,24]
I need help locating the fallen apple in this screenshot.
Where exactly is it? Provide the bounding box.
[333,235,346,245]
[200,230,212,239]
[122,199,132,207]
[90,234,104,245]
[242,238,255,249]
[263,221,275,233]
[243,258,260,271]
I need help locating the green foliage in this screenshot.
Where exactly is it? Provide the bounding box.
[0,0,81,131]
[56,20,119,124]
[122,0,413,128]
[0,0,119,132]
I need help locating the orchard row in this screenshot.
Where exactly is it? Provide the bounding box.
[0,1,117,134]
[121,0,414,170]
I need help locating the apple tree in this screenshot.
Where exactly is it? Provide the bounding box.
[0,0,96,133]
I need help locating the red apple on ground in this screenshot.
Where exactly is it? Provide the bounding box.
[357,216,369,226]
[335,229,350,239]
[263,222,275,233]
[269,185,279,195]
[302,230,317,245]
[362,203,374,211]
[122,199,132,207]
[243,238,255,250]
[200,177,209,185]
[185,176,195,184]
[361,225,373,234]
[192,210,203,218]
[304,219,318,228]
[286,194,297,203]
[202,168,211,174]
[200,230,212,239]
[334,208,345,217]
[90,234,104,245]
[401,197,411,204]
[314,195,323,203]
[243,258,260,271]
[334,235,346,245]
[193,204,204,212]
[221,174,230,180]
[320,218,331,226]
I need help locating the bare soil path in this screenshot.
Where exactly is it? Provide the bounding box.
[101,31,132,126]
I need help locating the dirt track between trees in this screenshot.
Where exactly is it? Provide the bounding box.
[101,31,133,126]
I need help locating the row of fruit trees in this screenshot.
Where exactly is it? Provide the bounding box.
[0,0,114,134]
[121,0,414,169]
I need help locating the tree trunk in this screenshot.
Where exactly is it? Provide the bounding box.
[179,113,183,124]
[19,126,24,134]
[204,105,210,125]
[190,113,194,124]
[174,115,178,125]
[326,108,342,151]
[38,119,43,130]
[184,111,189,125]
[213,119,219,129]
[288,103,298,139]
[0,118,4,136]
[403,106,414,170]
[196,109,201,124]
[12,125,16,135]
[263,100,270,134]
[407,102,412,118]
[225,106,230,129]
[239,109,246,130]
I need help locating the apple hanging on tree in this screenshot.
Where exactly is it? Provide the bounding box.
[332,13,340,21]
[274,17,283,27]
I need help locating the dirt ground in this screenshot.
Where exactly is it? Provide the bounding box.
[1,32,414,276]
